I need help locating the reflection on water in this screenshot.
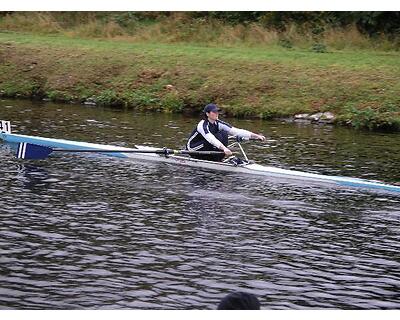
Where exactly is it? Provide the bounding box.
[1,99,400,309]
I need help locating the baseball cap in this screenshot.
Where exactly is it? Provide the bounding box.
[203,103,221,114]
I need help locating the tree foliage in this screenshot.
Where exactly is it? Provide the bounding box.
[2,11,399,37]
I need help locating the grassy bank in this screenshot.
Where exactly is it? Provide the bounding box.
[1,32,400,131]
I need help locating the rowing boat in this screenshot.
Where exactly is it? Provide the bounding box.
[1,120,399,193]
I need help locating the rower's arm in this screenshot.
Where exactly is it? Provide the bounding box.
[217,120,252,139]
[197,121,225,150]
[229,127,266,141]
[219,122,264,141]
[227,127,252,139]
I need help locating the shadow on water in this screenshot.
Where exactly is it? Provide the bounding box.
[15,164,55,193]
[1,99,400,309]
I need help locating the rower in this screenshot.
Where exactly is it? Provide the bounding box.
[186,103,265,162]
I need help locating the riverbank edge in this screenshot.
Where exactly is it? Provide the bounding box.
[1,33,400,132]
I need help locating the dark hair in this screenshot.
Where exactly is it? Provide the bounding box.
[217,292,260,310]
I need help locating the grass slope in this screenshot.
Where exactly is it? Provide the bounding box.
[1,32,400,130]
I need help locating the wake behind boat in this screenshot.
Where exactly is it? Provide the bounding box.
[1,120,400,194]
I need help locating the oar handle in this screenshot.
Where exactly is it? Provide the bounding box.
[229,136,262,142]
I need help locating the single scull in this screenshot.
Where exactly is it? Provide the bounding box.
[1,120,399,193]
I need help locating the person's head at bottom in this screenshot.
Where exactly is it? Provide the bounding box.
[217,291,260,310]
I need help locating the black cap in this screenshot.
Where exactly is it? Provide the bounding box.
[203,103,221,114]
[217,292,261,310]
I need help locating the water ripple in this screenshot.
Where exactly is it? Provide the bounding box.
[1,100,400,309]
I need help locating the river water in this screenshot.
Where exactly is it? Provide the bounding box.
[1,99,399,309]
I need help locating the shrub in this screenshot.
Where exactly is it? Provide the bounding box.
[160,93,184,113]
[95,89,120,106]
[122,90,159,108]
[278,38,293,49]
[343,105,400,131]
[311,42,327,53]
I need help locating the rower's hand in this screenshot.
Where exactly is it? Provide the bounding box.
[223,147,232,156]
[254,134,266,141]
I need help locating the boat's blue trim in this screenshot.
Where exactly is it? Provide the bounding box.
[338,181,400,193]
[1,133,130,158]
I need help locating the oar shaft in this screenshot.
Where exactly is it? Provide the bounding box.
[51,148,225,155]
[16,143,228,160]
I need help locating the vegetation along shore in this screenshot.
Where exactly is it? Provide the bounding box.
[0,12,400,131]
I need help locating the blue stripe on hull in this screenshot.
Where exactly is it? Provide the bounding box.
[1,133,130,158]
[338,181,400,193]
[246,164,400,193]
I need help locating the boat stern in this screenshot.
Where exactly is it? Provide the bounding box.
[1,120,12,136]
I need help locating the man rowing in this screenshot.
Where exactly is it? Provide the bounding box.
[186,103,265,162]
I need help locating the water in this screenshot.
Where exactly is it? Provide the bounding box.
[1,99,400,309]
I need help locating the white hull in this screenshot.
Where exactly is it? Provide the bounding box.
[1,132,400,193]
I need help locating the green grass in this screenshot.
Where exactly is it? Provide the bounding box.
[1,32,400,131]
[2,32,400,70]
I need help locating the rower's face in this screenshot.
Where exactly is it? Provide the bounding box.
[207,111,219,121]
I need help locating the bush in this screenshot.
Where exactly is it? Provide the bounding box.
[311,42,327,53]
[122,90,159,108]
[46,90,73,102]
[343,105,400,131]
[160,93,184,113]
[95,89,120,106]
[278,38,293,49]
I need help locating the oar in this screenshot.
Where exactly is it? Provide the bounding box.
[16,142,228,160]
